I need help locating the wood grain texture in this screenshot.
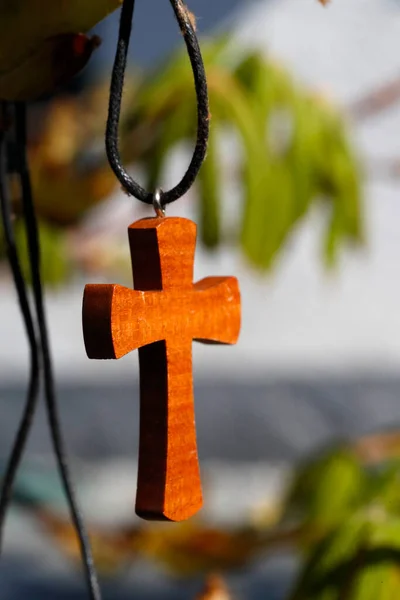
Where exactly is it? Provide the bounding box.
[82,217,241,522]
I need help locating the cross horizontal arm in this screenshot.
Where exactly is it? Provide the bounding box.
[192,276,241,344]
[83,283,166,359]
[83,275,241,360]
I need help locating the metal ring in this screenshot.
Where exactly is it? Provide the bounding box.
[153,189,166,218]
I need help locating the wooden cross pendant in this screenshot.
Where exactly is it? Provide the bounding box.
[82,217,241,522]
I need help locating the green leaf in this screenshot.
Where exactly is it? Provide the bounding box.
[315,111,363,265]
[246,159,295,269]
[284,448,366,535]
[197,125,221,248]
[117,36,363,272]
[352,563,400,600]
[206,68,270,264]
[125,37,230,134]
[144,91,195,191]
[290,514,368,599]
[290,512,400,600]
[235,52,278,124]
[365,462,400,516]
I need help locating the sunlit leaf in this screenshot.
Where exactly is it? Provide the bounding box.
[15,35,363,284]
[0,217,70,286]
[197,125,221,248]
[284,448,366,538]
[290,511,400,600]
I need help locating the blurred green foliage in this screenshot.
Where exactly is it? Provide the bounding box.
[0,218,69,286]
[284,448,367,538]
[16,220,70,286]
[0,36,363,284]
[284,445,400,599]
[124,37,363,269]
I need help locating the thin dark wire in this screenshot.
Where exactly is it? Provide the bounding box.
[106,0,210,206]
[13,103,101,600]
[0,104,40,549]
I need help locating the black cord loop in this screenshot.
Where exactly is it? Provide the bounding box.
[106,0,210,207]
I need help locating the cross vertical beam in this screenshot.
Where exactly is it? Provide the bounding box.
[129,219,201,521]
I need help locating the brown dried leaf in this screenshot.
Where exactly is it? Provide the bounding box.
[0,34,100,101]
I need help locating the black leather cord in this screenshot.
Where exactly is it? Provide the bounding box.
[106,0,210,207]
[0,103,102,600]
[0,103,40,549]
[0,2,209,593]
[15,103,102,600]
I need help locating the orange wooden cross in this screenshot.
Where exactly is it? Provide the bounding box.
[82,217,241,522]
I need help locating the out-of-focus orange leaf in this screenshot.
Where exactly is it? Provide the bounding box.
[136,522,262,576]
[37,508,142,575]
[195,574,234,600]
[353,431,400,465]
[34,505,265,577]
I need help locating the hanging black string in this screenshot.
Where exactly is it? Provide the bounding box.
[0,103,40,546]
[106,0,210,207]
[15,103,102,600]
[0,0,209,595]
[0,103,102,600]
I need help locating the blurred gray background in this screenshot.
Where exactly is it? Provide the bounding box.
[3,0,400,598]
